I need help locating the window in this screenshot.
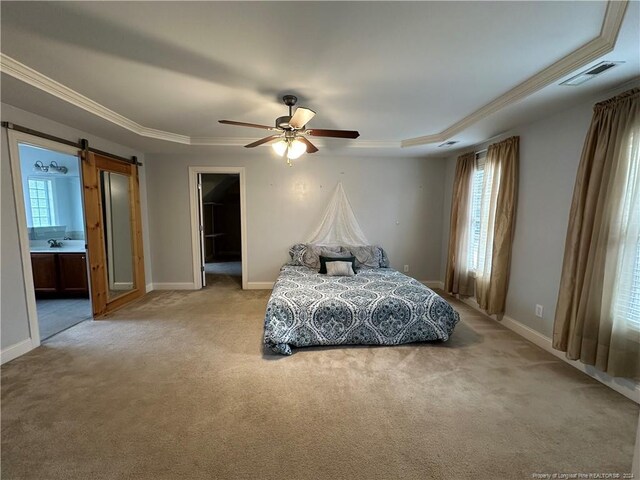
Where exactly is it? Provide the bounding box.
[467,153,493,275]
[615,240,640,331]
[28,178,55,227]
[610,128,640,332]
[468,157,484,272]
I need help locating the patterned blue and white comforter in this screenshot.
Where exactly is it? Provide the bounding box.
[264,265,460,355]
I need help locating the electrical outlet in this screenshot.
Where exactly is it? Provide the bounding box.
[535,304,544,318]
[403,265,409,272]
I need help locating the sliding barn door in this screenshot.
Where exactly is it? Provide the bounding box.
[82,151,145,317]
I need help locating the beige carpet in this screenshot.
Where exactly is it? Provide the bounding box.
[2,273,638,480]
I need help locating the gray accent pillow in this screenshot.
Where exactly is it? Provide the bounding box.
[346,245,383,269]
[288,244,307,266]
[326,261,355,277]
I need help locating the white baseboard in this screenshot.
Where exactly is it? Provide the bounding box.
[458,296,640,403]
[145,283,153,293]
[152,282,197,290]
[1,339,34,365]
[112,282,134,291]
[421,280,445,290]
[246,282,274,290]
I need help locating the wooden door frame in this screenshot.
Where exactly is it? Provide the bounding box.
[6,129,88,350]
[82,152,146,316]
[188,166,247,290]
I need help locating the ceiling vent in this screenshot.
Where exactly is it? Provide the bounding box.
[438,140,459,148]
[560,61,624,86]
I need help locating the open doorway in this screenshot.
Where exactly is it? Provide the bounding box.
[14,142,91,341]
[200,174,242,287]
[189,167,247,290]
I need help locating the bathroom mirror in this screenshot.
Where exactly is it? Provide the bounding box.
[100,170,135,299]
[19,143,86,242]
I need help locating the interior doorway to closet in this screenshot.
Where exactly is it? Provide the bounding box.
[198,173,242,287]
[189,166,247,290]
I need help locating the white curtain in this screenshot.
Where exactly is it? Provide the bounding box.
[307,182,369,246]
[601,124,640,376]
[475,156,500,294]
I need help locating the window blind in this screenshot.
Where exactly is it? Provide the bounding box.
[468,161,484,271]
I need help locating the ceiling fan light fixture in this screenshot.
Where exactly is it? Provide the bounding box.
[219,94,358,165]
[272,139,288,156]
[287,139,307,160]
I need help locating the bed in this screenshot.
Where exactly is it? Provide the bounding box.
[263,245,460,355]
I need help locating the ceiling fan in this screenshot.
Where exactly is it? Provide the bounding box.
[219,95,360,166]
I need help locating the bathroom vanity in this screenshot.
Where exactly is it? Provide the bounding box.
[30,244,89,298]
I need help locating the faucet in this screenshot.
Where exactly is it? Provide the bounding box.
[48,239,63,248]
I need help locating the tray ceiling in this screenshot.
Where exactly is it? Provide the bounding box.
[1,1,638,156]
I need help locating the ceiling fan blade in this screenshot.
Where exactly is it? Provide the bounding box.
[244,135,280,148]
[289,107,316,129]
[219,120,276,130]
[307,129,360,139]
[298,137,319,153]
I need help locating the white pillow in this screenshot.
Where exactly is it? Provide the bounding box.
[326,261,355,277]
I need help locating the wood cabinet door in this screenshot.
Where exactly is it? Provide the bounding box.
[58,253,89,296]
[31,254,58,294]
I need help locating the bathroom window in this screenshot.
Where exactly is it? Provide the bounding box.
[28,178,56,227]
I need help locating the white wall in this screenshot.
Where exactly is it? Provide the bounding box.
[439,157,456,283]
[439,81,640,339]
[1,131,30,350]
[145,153,447,286]
[0,103,150,356]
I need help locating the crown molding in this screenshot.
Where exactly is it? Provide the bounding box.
[0,53,193,145]
[188,136,399,148]
[138,126,190,144]
[0,53,400,149]
[189,136,255,146]
[349,140,399,149]
[401,0,629,147]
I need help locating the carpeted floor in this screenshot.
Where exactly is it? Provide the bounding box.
[1,274,638,480]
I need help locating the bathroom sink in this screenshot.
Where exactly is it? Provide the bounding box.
[30,239,86,253]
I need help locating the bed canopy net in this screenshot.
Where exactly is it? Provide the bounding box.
[306,182,369,246]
